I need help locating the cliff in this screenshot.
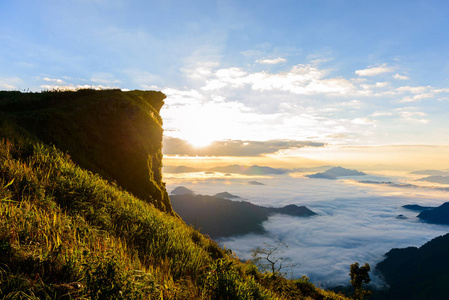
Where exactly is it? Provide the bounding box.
[0,89,172,214]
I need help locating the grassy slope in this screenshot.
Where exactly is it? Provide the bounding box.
[0,89,171,213]
[0,90,348,299]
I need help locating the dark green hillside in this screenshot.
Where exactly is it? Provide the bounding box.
[171,193,316,238]
[0,89,171,213]
[374,233,449,300]
[0,90,349,299]
[418,202,449,225]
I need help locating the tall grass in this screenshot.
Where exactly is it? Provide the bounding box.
[0,129,273,298]
[0,90,350,299]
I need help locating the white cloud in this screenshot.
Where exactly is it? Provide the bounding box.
[123,69,160,89]
[182,61,220,80]
[371,111,393,117]
[355,64,394,77]
[340,100,361,107]
[399,111,426,118]
[393,73,409,80]
[90,73,121,85]
[399,93,434,103]
[162,88,205,106]
[162,61,449,147]
[40,84,112,91]
[394,108,430,124]
[203,64,355,95]
[397,86,429,94]
[351,118,375,125]
[43,77,65,84]
[396,86,449,103]
[256,57,287,64]
[0,77,22,90]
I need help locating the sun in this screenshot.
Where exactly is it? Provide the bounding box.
[183,132,216,148]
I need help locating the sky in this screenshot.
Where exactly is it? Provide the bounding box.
[2,0,449,168]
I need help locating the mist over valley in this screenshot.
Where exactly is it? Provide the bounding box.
[164,165,449,287]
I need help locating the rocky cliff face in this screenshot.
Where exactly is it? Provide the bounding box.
[0,89,173,214]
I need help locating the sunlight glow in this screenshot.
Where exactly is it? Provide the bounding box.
[183,132,216,148]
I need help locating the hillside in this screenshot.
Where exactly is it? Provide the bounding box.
[374,233,449,300]
[417,202,449,225]
[0,89,172,213]
[0,90,348,299]
[170,192,317,238]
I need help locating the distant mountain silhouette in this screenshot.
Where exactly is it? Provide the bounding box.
[359,180,417,188]
[163,166,201,173]
[213,192,242,199]
[209,165,286,175]
[170,191,317,238]
[248,181,265,185]
[163,164,338,176]
[402,204,435,212]
[418,202,449,225]
[283,165,334,173]
[418,175,449,184]
[170,186,194,195]
[306,166,366,180]
[411,169,449,176]
[375,233,449,300]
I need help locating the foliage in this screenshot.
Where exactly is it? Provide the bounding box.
[0,89,172,213]
[349,262,371,300]
[374,233,449,300]
[202,259,272,300]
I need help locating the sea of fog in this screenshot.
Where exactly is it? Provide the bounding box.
[164,171,449,287]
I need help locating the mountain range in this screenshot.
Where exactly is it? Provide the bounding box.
[374,233,449,300]
[170,187,317,238]
[305,166,366,179]
[418,175,449,184]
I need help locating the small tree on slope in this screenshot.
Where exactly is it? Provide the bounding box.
[349,262,371,300]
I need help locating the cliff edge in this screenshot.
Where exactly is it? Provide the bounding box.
[0,89,172,214]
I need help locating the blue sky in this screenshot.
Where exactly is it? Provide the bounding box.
[2,0,449,164]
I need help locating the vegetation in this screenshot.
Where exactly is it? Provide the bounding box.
[251,242,298,278]
[349,263,371,300]
[170,193,316,238]
[0,90,349,299]
[0,89,172,214]
[373,233,449,300]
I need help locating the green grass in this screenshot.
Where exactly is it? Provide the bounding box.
[0,90,350,299]
[0,89,171,213]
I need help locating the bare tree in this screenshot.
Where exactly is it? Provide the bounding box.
[251,242,298,277]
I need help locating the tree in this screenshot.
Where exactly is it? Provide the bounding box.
[349,262,371,300]
[251,242,298,277]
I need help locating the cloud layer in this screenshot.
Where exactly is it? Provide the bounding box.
[161,60,449,149]
[164,173,449,287]
[163,137,324,156]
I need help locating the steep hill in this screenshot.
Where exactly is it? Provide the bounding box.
[170,193,316,238]
[0,90,348,299]
[417,202,449,225]
[0,89,171,213]
[375,233,449,300]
